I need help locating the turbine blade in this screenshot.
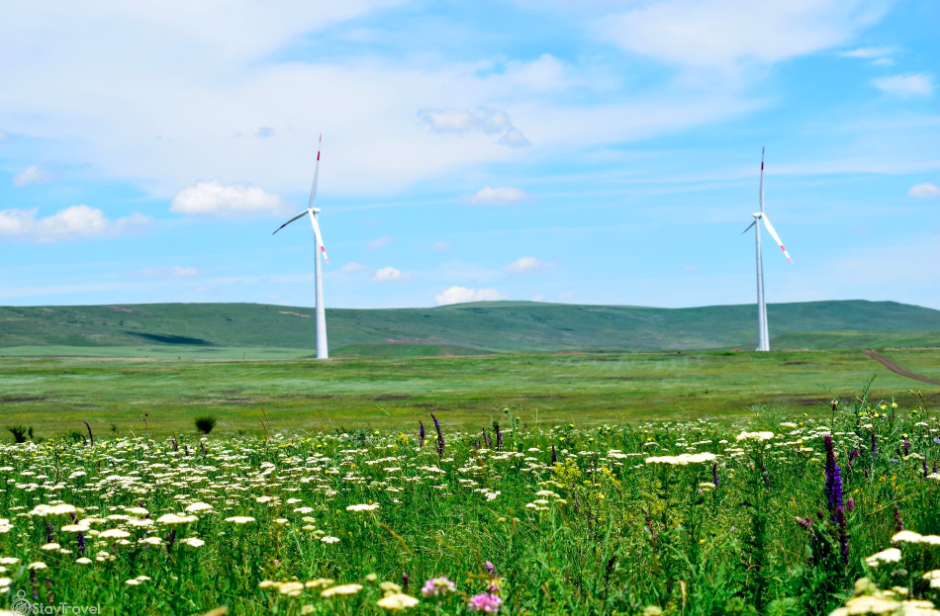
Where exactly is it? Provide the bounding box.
[761,214,792,263]
[759,147,765,214]
[308,211,329,264]
[741,220,757,235]
[308,133,322,209]
[272,210,308,235]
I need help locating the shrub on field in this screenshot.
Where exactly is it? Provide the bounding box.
[195,416,217,435]
[7,425,30,443]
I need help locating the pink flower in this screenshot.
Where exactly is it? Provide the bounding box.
[468,593,502,613]
[421,576,456,597]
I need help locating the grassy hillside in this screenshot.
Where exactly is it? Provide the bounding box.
[2,300,940,355]
[771,330,940,350]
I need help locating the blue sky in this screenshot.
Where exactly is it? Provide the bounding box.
[1,0,938,310]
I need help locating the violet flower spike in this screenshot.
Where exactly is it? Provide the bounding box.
[431,414,444,458]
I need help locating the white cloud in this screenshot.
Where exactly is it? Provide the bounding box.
[171,180,284,217]
[504,256,554,274]
[908,182,940,198]
[558,291,574,300]
[339,261,367,273]
[13,165,52,187]
[0,128,7,142]
[417,107,511,134]
[0,3,776,200]
[371,266,403,281]
[871,73,935,97]
[434,241,451,251]
[839,45,895,62]
[368,236,392,250]
[498,127,531,148]
[417,106,530,148]
[255,126,275,138]
[465,186,533,205]
[596,0,886,68]
[0,205,149,243]
[435,286,506,306]
[137,266,199,278]
[173,266,198,277]
[532,294,545,302]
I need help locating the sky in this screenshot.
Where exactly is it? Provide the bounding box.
[1,0,939,310]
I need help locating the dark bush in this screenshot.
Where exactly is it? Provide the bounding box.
[195,416,217,435]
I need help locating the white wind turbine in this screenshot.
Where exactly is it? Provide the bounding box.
[273,134,331,359]
[742,148,792,352]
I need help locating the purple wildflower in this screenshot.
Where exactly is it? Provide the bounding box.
[823,435,844,519]
[170,437,179,452]
[402,572,409,592]
[493,422,503,451]
[848,449,861,470]
[421,577,456,597]
[468,593,502,613]
[77,532,86,554]
[894,504,904,532]
[871,432,877,457]
[551,444,557,465]
[933,437,940,445]
[431,414,444,458]
[835,506,849,564]
[483,428,492,449]
[419,421,426,448]
[846,497,855,513]
[903,439,910,456]
[83,421,94,447]
[200,440,207,456]
[795,516,814,530]
[712,462,719,487]
[485,561,496,576]
[924,458,929,479]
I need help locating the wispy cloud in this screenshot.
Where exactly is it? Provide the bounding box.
[13,165,52,187]
[872,73,935,97]
[595,0,887,69]
[465,186,533,206]
[504,257,555,275]
[417,106,530,148]
[339,262,367,273]
[0,206,150,243]
[137,266,199,278]
[368,236,393,250]
[908,182,940,198]
[839,45,896,65]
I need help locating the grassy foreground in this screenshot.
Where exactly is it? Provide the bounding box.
[2,349,940,438]
[0,401,938,615]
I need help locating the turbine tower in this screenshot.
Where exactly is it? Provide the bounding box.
[742,148,792,352]
[273,134,330,359]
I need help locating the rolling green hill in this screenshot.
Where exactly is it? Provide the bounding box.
[2,300,940,356]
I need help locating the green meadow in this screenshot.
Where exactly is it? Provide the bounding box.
[2,348,939,438]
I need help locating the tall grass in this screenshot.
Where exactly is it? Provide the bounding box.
[0,396,937,614]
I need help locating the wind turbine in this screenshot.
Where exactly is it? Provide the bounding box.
[742,148,792,352]
[273,134,331,359]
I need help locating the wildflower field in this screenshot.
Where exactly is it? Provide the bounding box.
[1,395,940,615]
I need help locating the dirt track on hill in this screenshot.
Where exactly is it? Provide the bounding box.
[863,350,940,386]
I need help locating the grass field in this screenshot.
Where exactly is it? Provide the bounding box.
[2,349,940,438]
[0,406,938,615]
